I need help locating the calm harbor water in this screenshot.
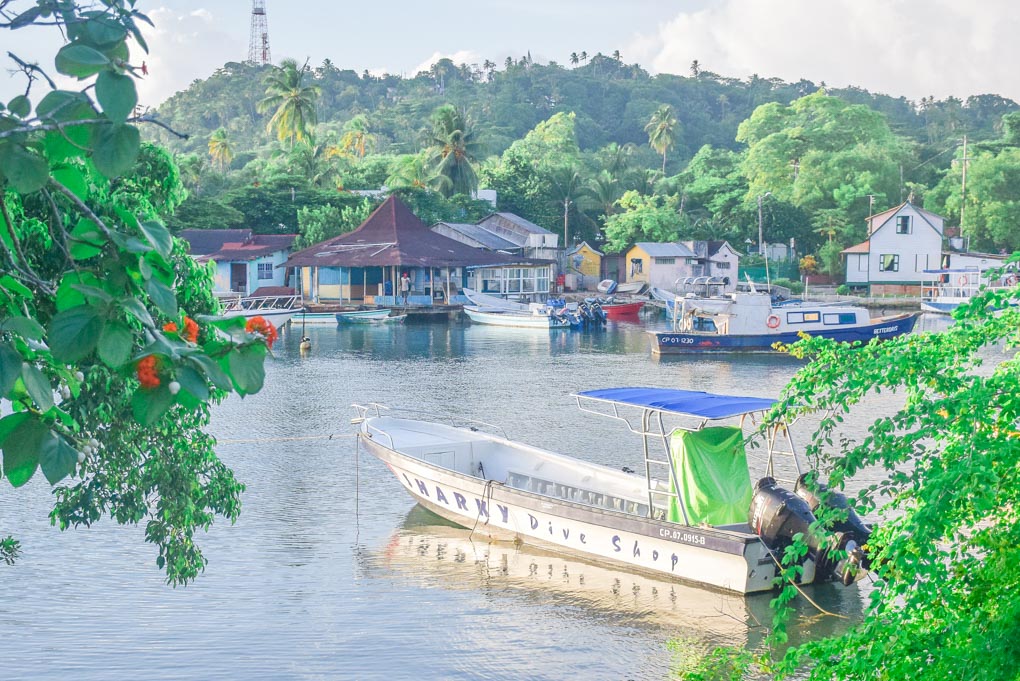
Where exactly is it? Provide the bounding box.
[0,312,952,680]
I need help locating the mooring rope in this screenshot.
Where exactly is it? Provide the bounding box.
[216,433,354,445]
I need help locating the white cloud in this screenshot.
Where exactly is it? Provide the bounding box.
[626,0,1020,103]
[134,7,243,107]
[410,50,484,76]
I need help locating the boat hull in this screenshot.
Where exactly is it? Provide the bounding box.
[226,307,296,328]
[358,433,782,594]
[651,312,920,353]
[464,307,569,329]
[336,309,398,323]
[602,301,645,319]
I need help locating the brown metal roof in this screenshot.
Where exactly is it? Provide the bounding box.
[284,196,544,269]
[180,229,296,261]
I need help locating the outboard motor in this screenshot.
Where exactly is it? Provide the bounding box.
[749,477,868,586]
[794,473,872,581]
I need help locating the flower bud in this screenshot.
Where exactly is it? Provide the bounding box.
[77,451,86,463]
[168,381,181,395]
[75,371,85,382]
[88,438,99,449]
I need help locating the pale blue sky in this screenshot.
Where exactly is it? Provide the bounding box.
[2,1,1018,108]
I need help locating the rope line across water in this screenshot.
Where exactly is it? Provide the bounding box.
[215,434,355,445]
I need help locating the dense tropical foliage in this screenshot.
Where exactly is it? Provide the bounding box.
[0,0,273,584]
[148,49,1019,268]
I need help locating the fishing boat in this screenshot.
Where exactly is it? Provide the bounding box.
[218,291,303,328]
[918,268,1016,314]
[353,387,874,594]
[463,305,571,329]
[601,300,645,319]
[650,290,919,353]
[336,308,402,324]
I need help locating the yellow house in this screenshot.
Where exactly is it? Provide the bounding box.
[623,242,698,289]
[565,241,603,288]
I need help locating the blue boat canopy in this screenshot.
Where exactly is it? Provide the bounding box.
[575,387,776,419]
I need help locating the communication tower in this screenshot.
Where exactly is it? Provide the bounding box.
[247,0,271,66]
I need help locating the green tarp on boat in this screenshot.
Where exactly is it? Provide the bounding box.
[668,426,752,526]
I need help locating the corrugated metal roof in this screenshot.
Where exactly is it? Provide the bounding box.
[180,230,296,261]
[434,222,520,251]
[285,196,542,269]
[180,229,252,256]
[481,212,553,235]
[636,242,697,258]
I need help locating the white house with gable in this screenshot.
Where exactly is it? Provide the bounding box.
[842,202,945,294]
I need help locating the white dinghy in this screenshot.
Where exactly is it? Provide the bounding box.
[354,388,873,594]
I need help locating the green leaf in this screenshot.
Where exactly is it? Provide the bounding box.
[90,123,139,178]
[0,343,21,397]
[55,272,102,311]
[36,90,92,122]
[95,71,137,123]
[1,415,47,487]
[131,384,173,426]
[8,95,30,118]
[39,433,78,485]
[69,283,113,304]
[0,413,30,448]
[48,306,102,362]
[84,14,128,46]
[52,166,90,202]
[54,43,110,79]
[0,275,33,300]
[189,354,233,392]
[68,218,105,260]
[175,366,209,402]
[226,344,267,396]
[21,363,54,412]
[0,143,49,194]
[143,277,177,318]
[98,322,133,368]
[139,220,172,259]
[120,297,154,326]
[1,316,44,340]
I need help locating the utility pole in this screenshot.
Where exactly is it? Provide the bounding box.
[960,135,969,238]
[867,194,876,215]
[757,192,770,257]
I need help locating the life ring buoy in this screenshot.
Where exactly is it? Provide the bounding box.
[766,315,781,329]
[958,275,968,286]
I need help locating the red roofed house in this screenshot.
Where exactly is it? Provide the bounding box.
[180,229,297,296]
[284,196,554,305]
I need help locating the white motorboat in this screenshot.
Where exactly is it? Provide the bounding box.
[461,288,530,311]
[336,308,402,323]
[354,387,874,594]
[919,268,1015,314]
[463,305,571,329]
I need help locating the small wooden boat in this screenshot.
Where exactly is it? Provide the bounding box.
[650,290,919,353]
[601,300,645,319]
[614,281,648,295]
[463,305,570,329]
[461,288,530,311]
[336,308,399,324]
[354,387,874,594]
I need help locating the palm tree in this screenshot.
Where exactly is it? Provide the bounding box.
[579,51,588,64]
[385,152,451,194]
[544,165,590,248]
[424,105,481,198]
[569,52,579,67]
[611,50,621,62]
[586,170,623,223]
[645,105,679,173]
[207,128,234,173]
[340,114,374,158]
[690,60,700,78]
[504,56,513,70]
[257,58,321,147]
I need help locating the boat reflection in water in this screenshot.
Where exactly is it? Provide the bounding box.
[370,507,862,649]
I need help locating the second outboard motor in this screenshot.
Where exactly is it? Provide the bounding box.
[794,473,872,547]
[749,477,868,586]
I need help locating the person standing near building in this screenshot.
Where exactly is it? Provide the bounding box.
[400,272,411,305]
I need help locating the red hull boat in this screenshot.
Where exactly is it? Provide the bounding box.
[602,301,645,319]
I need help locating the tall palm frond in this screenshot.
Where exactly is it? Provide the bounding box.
[256,58,322,147]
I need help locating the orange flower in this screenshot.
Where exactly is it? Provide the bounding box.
[136,355,161,389]
[163,322,178,333]
[183,317,199,343]
[245,316,278,348]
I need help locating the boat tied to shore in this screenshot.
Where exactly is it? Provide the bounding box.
[353,387,874,594]
[218,291,303,328]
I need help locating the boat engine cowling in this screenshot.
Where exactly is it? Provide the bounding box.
[749,477,868,586]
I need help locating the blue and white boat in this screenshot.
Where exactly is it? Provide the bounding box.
[919,268,1009,314]
[354,387,874,594]
[650,290,919,353]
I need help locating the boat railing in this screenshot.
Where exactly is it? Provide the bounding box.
[219,293,304,313]
[351,403,509,440]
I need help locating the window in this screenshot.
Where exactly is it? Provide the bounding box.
[823,312,858,325]
[896,216,911,234]
[879,254,899,272]
[655,257,675,265]
[786,311,821,324]
[716,261,731,270]
[630,259,643,276]
[257,262,274,280]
